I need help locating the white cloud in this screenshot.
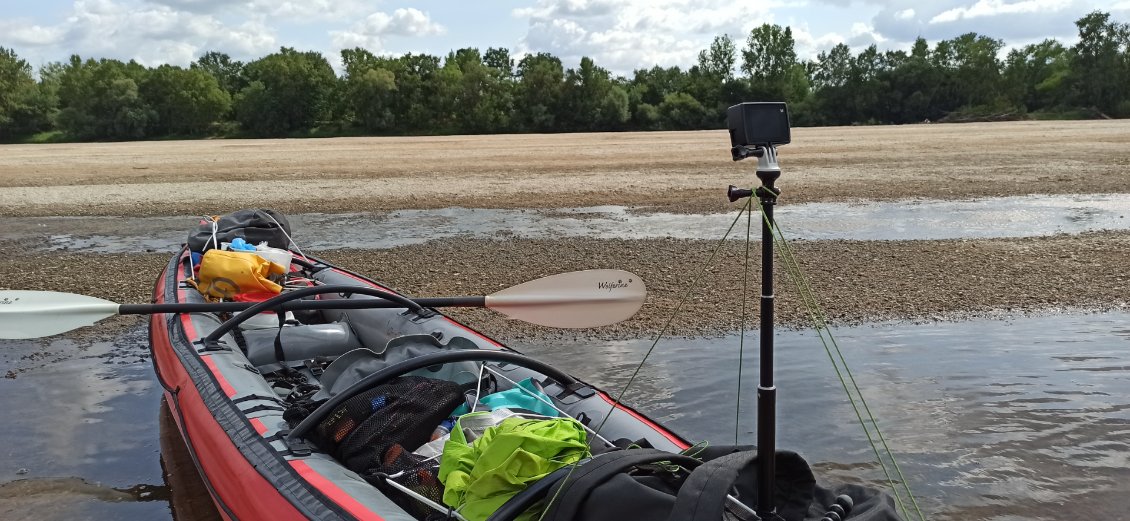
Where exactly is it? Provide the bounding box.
[0,0,278,66]
[329,8,445,51]
[512,0,791,74]
[929,0,1066,24]
[0,23,67,47]
[895,8,915,20]
[247,0,370,21]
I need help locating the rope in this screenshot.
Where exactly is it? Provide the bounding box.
[593,196,754,439]
[536,198,755,521]
[735,200,752,445]
[752,196,926,521]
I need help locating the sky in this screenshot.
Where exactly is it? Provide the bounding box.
[1,0,1128,76]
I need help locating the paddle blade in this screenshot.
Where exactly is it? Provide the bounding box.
[0,291,120,339]
[485,269,645,328]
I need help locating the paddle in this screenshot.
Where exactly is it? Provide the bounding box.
[0,269,646,340]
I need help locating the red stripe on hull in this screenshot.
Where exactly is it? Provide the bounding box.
[597,391,690,449]
[290,461,387,521]
[249,417,269,436]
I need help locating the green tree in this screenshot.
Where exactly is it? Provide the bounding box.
[234,47,337,135]
[515,53,565,131]
[1002,40,1070,112]
[0,47,52,139]
[340,48,400,131]
[741,24,808,103]
[55,56,155,140]
[141,65,230,135]
[699,34,736,81]
[658,91,708,128]
[483,47,514,79]
[1068,11,1129,115]
[561,57,629,131]
[887,38,945,123]
[191,51,246,99]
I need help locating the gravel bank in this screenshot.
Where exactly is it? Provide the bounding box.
[4,233,1128,343]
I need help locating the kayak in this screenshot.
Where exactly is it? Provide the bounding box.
[148,244,698,521]
[143,222,905,521]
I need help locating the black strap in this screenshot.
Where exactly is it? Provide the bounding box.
[241,404,286,414]
[232,394,285,405]
[665,450,758,521]
[273,312,286,363]
[539,449,701,521]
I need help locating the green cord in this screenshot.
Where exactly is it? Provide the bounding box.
[538,199,755,521]
[735,199,752,445]
[593,196,753,438]
[756,196,927,521]
[541,193,927,521]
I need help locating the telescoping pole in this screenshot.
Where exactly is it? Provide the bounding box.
[755,146,782,519]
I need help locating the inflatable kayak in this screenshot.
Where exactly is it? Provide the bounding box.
[143,215,904,521]
[147,239,703,520]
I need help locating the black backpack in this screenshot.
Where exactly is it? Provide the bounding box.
[187,208,293,252]
[487,446,903,521]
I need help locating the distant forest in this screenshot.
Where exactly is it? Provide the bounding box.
[1,11,1128,142]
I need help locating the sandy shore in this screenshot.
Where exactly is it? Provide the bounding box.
[0,120,1128,217]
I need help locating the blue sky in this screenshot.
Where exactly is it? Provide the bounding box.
[2,0,1128,75]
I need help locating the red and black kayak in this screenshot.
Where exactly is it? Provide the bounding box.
[148,245,697,521]
[137,207,904,521]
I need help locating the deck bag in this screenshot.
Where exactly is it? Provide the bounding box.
[187,208,292,253]
[191,249,286,299]
[439,416,589,521]
[521,446,903,521]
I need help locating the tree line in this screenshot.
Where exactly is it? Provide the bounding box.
[1,11,1127,142]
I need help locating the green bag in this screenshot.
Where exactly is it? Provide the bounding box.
[439,414,590,521]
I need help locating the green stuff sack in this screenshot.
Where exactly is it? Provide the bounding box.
[439,415,589,521]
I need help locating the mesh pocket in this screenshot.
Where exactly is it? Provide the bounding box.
[310,376,465,519]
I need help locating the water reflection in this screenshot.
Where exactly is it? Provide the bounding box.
[3,312,1130,520]
[159,399,222,521]
[514,312,1130,521]
[0,327,218,520]
[5,193,1129,253]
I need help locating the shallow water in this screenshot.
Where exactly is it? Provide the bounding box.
[2,313,1129,519]
[5,193,1129,253]
[515,312,1130,520]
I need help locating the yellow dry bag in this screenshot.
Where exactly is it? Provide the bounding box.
[193,249,286,299]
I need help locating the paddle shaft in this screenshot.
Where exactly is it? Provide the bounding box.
[117,297,485,315]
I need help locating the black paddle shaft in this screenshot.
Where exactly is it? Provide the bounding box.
[118,296,485,316]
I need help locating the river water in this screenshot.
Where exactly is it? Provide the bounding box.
[2,312,1128,520]
[4,193,1129,253]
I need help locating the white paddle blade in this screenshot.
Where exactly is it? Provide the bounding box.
[0,291,120,339]
[485,269,646,328]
